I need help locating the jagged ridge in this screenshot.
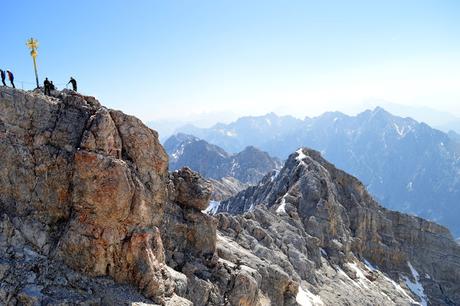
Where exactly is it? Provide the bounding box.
[0,88,300,305]
[1,87,459,306]
[217,148,460,305]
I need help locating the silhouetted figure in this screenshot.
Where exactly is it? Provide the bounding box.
[67,77,77,91]
[7,70,15,88]
[44,77,51,96]
[50,81,56,91]
[0,69,6,86]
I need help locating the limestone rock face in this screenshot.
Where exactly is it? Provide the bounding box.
[219,148,460,305]
[2,87,460,306]
[58,107,171,302]
[171,167,212,210]
[0,88,177,304]
[0,88,297,306]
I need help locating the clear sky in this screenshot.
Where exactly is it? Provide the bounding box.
[3,0,460,123]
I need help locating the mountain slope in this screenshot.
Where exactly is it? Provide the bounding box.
[1,87,309,305]
[1,87,459,305]
[216,148,460,305]
[164,133,283,185]
[178,109,460,236]
[448,130,460,143]
[176,113,304,154]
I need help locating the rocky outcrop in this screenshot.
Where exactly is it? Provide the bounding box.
[0,88,299,305]
[0,87,185,304]
[219,148,460,305]
[2,87,459,305]
[177,110,460,237]
[171,167,213,210]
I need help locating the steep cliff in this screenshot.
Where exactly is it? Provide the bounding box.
[1,87,459,306]
[218,148,460,305]
[178,110,460,237]
[0,88,298,305]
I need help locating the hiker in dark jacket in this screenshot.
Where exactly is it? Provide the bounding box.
[44,77,51,95]
[50,81,56,91]
[0,69,6,86]
[67,77,77,91]
[7,70,15,88]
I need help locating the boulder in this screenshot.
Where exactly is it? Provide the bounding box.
[172,167,212,210]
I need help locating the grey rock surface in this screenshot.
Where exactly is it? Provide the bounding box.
[178,110,460,237]
[208,177,249,202]
[2,87,459,306]
[218,148,460,305]
[0,87,298,305]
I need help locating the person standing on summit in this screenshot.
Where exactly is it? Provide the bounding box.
[7,70,15,88]
[44,77,51,96]
[5,70,14,88]
[67,77,77,92]
[0,69,6,86]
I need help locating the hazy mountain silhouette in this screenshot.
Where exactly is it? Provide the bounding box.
[177,108,460,236]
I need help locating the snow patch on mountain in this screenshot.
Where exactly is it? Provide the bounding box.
[171,144,186,161]
[276,194,287,214]
[296,148,307,165]
[296,286,324,306]
[270,170,280,182]
[403,262,428,306]
[407,181,413,191]
[347,262,369,289]
[204,201,221,215]
[363,259,377,272]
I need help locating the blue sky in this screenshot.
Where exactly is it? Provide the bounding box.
[3,1,460,123]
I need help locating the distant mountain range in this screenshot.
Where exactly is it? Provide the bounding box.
[164,133,282,200]
[147,103,460,141]
[176,108,460,236]
[353,100,460,134]
[449,130,460,143]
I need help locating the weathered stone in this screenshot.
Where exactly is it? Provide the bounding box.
[17,285,44,306]
[218,148,460,305]
[2,87,460,306]
[0,88,177,305]
[172,167,212,210]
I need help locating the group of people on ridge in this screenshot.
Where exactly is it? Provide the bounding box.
[43,78,56,96]
[0,69,15,88]
[0,67,77,95]
[43,77,77,96]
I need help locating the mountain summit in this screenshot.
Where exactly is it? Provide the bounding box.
[164,133,282,185]
[217,147,460,304]
[1,87,459,305]
[164,133,283,200]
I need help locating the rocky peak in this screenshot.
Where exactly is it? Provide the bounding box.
[0,87,177,304]
[0,87,301,305]
[2,87,459,305]
[218,147,460,305]
[163,132,200,156]
[165,133,282,190]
